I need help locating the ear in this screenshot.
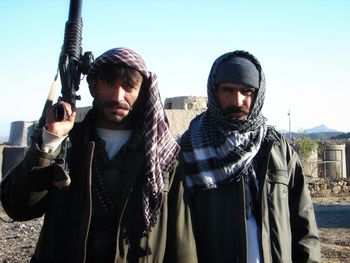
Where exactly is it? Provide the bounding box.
[89,79,97,97]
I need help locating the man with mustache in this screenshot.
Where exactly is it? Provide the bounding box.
[180,50,320,262]
[1,48,197,262]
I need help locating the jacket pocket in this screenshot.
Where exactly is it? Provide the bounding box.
[266,169,292,261]
[266,169,289,199]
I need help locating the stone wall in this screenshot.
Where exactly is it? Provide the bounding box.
[308,177,349,197]
[8,121,36,147]
[165,109,204,139]
[0,96,207,180]
[0,145,28,180]
[164,96,207,111]
[74,97,208,139]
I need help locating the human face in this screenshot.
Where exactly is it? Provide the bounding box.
[92,77,142,129]
[217,82,256,119]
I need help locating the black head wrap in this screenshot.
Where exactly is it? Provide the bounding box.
[180,50,267,190]
[214,57,260,89]
[208,50,267,133]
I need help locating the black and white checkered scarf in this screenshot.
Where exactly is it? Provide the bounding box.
[88,48,180,230]
[181,51,267,190]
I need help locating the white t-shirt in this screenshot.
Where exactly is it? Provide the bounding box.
[41,127,132,160]
[246,182,262,263]
[96,128,132,159]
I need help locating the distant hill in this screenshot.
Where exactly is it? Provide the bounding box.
[279,124,344,140]
[279,124,341,134]
[278,129,289,134]
[329,132,350,140]
[305,124,340,134]
[280,131,344,140]
[307,132,344,140]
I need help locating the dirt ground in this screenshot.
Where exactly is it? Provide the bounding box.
[0,196,349,262]
[312,196,350,263]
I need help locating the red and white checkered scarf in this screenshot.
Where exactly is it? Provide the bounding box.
[88,47,180,230]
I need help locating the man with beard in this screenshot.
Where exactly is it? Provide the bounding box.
[1,48,197,262]
[180,50,320,263]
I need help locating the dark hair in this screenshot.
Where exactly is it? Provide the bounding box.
[91,63,147,127]
[96,63,143,87]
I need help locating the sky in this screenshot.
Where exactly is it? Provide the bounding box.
[0,0,349,141]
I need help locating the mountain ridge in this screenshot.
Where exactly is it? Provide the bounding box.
[278,124,348,140]
[278,124,343,134]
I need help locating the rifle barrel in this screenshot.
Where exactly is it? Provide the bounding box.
[68,0,82,20]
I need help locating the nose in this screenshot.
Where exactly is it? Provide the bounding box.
[232,91,244,106]
[112,84,126,101]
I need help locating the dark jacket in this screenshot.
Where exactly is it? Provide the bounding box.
[1,111,197,263]
[186,127,320,263]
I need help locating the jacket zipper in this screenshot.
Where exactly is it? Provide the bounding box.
[258,139,274,263]
[77,141,95,263]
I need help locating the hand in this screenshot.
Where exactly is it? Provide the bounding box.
[45,101,76,137]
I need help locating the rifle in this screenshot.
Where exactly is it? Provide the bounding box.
[56,0,93,120]
[31,0,93,188]
[34,0,93,136]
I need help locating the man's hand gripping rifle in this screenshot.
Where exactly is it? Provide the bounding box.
[32,0,93,189]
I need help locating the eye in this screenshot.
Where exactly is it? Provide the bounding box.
[219,86,232,92]
[241,88,255,95]
[99,80,110,87]
[124,86,133,92]
[123,84,138,92]
[125,81,142,93]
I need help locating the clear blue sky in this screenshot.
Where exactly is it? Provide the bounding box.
[1,0,349,141]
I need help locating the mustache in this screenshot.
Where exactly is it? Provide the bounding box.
[101,101,130,110]
[222,105,250,115]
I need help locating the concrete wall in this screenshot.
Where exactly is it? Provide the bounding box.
[8,121,36,147]
[0,145,28,180]
[300,150,319,178]
[3,96,350,182]
[0,145,7,180]
[6,97,207,140]
[74,106,204,139]
[324,144,347,179]
[164,96,207,138]
[165,109,204,139]
[74,97,207,138]
[76,106,92,122]
[164,96,207,111]
[1,97,207,181]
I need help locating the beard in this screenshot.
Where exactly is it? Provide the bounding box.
[93,99,133,127]
[100,100,131,111]
[222,105,250,116]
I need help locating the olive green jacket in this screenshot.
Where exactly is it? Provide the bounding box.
[1,111,197,263]
[186,128,320,263]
